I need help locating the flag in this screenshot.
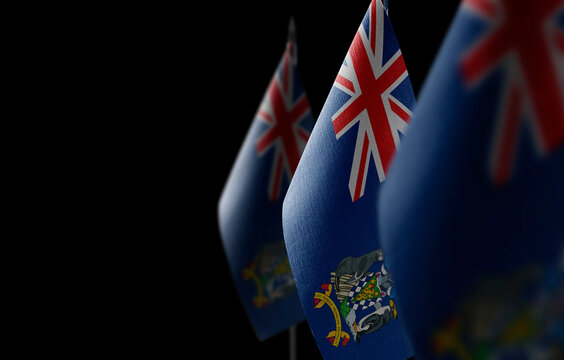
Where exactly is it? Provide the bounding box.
[218,19,313,340]
[282,1,415,358]
[378,0,564,358]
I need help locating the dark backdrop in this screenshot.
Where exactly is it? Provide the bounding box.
[182,1,460,358]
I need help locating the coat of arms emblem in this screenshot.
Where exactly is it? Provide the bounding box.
[314,249,399,347]
[243,240,296,308]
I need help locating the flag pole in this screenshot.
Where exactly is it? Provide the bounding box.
[288,16,297,62]
[287,15,298,360]
[289,324,297,360]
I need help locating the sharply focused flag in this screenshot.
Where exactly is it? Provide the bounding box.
[282,1,415,358]
[218,19,313,340]
[378,0,564,359]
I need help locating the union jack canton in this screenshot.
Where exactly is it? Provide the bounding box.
[332,0,413,201]
[461,0,564,184]
[256,42,312,202]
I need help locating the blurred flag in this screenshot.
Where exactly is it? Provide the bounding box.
[282,1,415,358]
[218,19,313,340]
[379,0,564,358]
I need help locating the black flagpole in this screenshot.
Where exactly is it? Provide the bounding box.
[289,324,297,360]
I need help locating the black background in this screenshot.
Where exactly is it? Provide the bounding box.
[133,1,460,358]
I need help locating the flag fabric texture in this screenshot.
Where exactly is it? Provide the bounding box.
[282,1,415,358]
[378,0,564,358]
[218,28,313,340]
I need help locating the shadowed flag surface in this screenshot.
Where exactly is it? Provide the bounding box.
[218,19,313,340]
[282,1,415,358]
[378,0,564,358]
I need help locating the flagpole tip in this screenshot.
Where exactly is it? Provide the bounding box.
[287,16,297,43]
